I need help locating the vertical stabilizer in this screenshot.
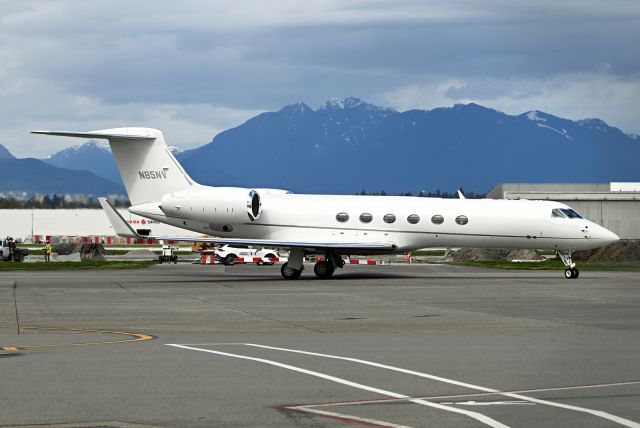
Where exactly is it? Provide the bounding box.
[32,127,195,205]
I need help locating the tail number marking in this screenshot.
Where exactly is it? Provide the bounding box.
[138,170,167,180]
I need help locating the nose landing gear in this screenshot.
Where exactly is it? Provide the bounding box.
[557,251,579,279]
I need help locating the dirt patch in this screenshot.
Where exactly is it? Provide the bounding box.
[119,249,157,260]
[450,248,543,261]
[505,249,544,261]
[574,240,640,262]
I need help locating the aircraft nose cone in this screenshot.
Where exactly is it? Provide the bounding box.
[597,226,620,245]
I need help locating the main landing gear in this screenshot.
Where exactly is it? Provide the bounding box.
[313,251,345,279]
[557,250,579,279]
[279,249,345,280]
[281,262,302,280]
[281,248,304,280]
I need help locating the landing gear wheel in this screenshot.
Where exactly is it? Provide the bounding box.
[557,250,579,280]
[224,254,237,266]
[314,261,335,279]
[564,268,580,279]
[281,262,302,280]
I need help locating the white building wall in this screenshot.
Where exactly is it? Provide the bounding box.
[0,209,201,241]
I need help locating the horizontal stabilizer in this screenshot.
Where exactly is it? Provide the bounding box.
[31,129,155,141]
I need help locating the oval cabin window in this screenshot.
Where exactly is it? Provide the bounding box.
[407,214,420,224]
[359,213,373,223]
[431,215,444,224]
[336,212,349,222]
[383,214,396,224]
[455,215,469,225]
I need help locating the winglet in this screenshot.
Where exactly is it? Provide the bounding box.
[457,189,466,199]
[98,198,139,238]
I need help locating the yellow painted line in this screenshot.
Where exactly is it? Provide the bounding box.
[1,327,155,351]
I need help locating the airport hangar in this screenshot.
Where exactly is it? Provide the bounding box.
[488,182,640,239]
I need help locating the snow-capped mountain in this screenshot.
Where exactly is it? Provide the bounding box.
[34,97,640,195]
[180,98,640,193]
[44,140,183,185]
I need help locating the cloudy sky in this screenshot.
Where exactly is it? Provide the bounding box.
[2,0,639,157]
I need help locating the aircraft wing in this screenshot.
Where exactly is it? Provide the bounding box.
[99,198,397,252]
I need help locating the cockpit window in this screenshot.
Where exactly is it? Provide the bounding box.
[551,209,565,218]
[560,208,583,219]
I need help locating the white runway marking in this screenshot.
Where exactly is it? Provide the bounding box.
[300,379,640,407]
[440,400,534,406]
[237,343,640,428]
[169,342,640,428]
[167,344,509,428]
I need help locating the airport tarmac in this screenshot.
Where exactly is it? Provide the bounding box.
[0,263,639,428]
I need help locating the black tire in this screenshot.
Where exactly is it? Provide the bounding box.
[224,254,237,266]
[564,268,573,279]
[256,260,264,266]
[572,268,579,279]
[281,262,302,280]
[313,261,335,279]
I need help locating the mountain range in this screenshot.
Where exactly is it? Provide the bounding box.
[44,140,183,185]
[181,98,640,193]
[1,97,638,196]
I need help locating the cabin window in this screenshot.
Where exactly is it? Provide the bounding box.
[455,215,469,225]
[431,214,444,224]
[336,212,349,222]
[560,208,583,219]
[359,213,373,223]
[407,214,420,224]
[383,214,396,224]
[552,209,565,218]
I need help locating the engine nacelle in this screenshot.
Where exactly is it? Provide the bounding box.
[160,187,262,232]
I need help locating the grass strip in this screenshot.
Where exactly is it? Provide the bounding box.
[0,260,157,270]
[451,260,640,271]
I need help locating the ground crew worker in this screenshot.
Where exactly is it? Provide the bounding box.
[7,237,15,260]
[44,241,52,262]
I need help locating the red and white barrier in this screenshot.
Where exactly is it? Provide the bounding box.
[200,255,285,265]
[347,259,383,265]
[199,254,384,266]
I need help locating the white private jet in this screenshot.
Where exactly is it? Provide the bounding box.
[32,127,619,280]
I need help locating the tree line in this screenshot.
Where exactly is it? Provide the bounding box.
[0,194,130,209]
[357,189,486,198]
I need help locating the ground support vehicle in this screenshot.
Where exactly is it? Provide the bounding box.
[158,245,179,264]
[0,239,28,262]
[215,244,279,266]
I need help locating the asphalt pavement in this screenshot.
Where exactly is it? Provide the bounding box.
[0,263,638,427]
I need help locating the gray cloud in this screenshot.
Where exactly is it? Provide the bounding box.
[1,0,639,156]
